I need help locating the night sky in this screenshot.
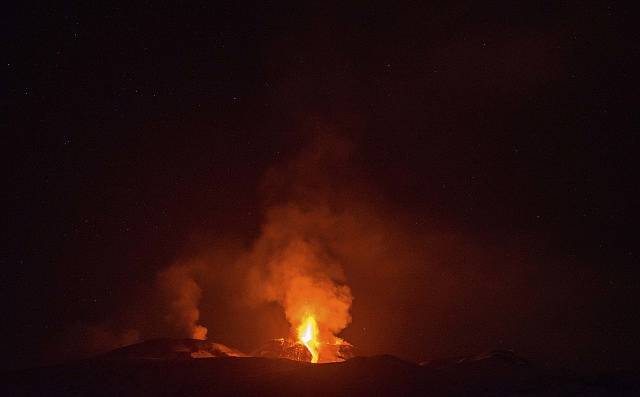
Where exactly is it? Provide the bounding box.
[4,2,637,371]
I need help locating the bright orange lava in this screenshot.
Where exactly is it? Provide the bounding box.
[297,314,320,363]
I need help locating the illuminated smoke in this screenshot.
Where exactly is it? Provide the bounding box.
[153,135,357,358]
[241,136,358,361]
[244,205,354,361]
[156,264,208,340]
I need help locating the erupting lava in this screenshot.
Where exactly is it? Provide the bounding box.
[297,314,320,363]
[253,312,354,363]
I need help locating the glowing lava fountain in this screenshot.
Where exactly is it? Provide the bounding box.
[297,314,320,363]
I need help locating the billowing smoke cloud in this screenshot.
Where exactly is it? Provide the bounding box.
[150,134,358,361]
[156,264,208,340]
[239,135,362,360]
[244,205,354,359]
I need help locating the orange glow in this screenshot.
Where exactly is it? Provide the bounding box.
[297,314,320,363]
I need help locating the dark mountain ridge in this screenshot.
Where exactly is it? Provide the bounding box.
[2,338,637,396]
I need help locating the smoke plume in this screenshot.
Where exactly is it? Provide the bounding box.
[244,205,354,360]
[156,264,208,340]
[149,134,358,361]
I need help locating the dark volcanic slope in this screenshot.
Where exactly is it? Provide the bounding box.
[99,338,247,360]
[2,343,638,396]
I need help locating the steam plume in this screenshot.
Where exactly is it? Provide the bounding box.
[156,264,208,340]
[241,136,358,361]
[245,205,354,360]
[153,135,357,360]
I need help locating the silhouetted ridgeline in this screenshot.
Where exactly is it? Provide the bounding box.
[2,339,638,396]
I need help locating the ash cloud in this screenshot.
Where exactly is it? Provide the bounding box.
[244,205,354,356]
[156,264,208,340]
[152,134,361,360]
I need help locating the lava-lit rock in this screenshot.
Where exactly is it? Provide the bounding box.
[253,338,356,363]
[322,340,356,361]
[253,338,313,362]
[100,338,247,360]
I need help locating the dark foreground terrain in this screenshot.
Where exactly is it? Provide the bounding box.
[2,339,638,396]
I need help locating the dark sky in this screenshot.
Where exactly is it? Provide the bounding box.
[4,2,637,371]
